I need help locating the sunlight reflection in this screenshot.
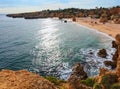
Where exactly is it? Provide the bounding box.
[31,19,72,79]
[33,19,63,72]
[39,19,60,55]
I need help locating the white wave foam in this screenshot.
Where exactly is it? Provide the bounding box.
[79,47,115,77]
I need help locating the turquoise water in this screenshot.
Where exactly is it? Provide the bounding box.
[0,15,113,79]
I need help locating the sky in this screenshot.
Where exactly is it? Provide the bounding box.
[0,0,120,14]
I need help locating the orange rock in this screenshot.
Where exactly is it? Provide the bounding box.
[0,70,57,89]
[115,34,120,78]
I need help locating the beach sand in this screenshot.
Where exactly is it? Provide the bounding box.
[76,17,120,38]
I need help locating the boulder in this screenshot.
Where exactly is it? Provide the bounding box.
[97,49,107,58]
[104,61,116,69]
[64,20,67,23]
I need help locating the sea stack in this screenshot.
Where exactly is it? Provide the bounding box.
[97,49,107,58]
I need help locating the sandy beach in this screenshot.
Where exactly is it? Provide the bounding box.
[76,17,120,38]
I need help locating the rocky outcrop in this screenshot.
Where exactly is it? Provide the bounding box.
[68,63,89,89]
[112,41,118,48]
[115,34,120,78]
[64,20,67,23]
[103,34,120,80]
[95,68,110,83]
[94,34,120,89]
[104,40,118,69]
[0,70,57,89]
[95,68,118,89]
[97,49,107,58]
[99,13,108,23]
[100,73,118,89]
[104,61,116,69]
[68,63,88,81]
[72,17,76,22]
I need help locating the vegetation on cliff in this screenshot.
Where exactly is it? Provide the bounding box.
[0,34,120,89]
[6,6,120,23]
[81,78,95,87]
[0,70,58,89]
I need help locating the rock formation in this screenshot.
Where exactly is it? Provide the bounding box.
[94,34,120,89]
[103,34,120,81]
[94,68,118,89]
[68,63,88,80]
[99,13,108,23]
[104,34,120,78]
[72,17,76,22]
[68,63,90,89]
[97,49,107,58]
[104,40,118,69]
[115,34,120,79]
[1,34,120,89]
[0,70,57,89]
[112,41,118,48]
[95,68,111,83]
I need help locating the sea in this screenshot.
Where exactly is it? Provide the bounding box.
[0,14,115,79]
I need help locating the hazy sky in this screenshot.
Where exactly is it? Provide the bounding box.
[0,0,120,13]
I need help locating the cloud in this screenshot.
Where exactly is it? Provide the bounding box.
[0,0,120,13]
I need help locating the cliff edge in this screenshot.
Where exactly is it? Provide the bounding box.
[0,70,57,89]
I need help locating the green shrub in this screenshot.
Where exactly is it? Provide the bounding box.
[45,76,66,85]
[111,84,120,89]
[81,78,95,87]
[93,83,102,89]
[101,74,118,89]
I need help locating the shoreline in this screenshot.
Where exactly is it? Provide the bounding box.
[75,21,114,40]
[75,17,120,39]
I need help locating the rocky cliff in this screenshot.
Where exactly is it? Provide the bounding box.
[67,34,120,89]
[0,70,57,89]
[115,34,120,79]
[1,34,120,89]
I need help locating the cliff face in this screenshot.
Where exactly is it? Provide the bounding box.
[67,34,120,89]
[0,70,57,89]
[68,63,91,89]
[115,34,120,79]
[6,6,120,24]
[1,34,120,89]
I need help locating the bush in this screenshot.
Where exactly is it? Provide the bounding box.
[45,76,66,85]
[111,84,120,89]
[93,83,102,89]
[81,78,95,87]
[101,74,118,89]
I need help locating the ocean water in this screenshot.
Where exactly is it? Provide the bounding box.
[0,14,114,79]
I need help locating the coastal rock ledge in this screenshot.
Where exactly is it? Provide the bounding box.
[0,70,57,89]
